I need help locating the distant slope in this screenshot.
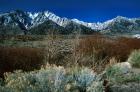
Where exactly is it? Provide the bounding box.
[73,16,140,33]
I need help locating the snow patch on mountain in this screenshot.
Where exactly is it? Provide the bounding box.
[133,34,140,39]
[28,12,39,19]
[27,11,71,27]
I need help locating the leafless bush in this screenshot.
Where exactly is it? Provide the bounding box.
[0,47,44,78]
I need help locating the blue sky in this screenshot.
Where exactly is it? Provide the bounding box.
[0,0,140,22]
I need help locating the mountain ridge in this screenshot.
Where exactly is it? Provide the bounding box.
[0,10,140,35]
[0,10,94,35]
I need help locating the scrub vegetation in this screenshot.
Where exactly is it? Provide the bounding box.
[0,34,140,92]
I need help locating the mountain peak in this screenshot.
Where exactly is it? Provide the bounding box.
[116,16,126,19]
[0,10,140,34]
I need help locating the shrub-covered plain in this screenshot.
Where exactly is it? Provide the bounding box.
[0,34,140,92]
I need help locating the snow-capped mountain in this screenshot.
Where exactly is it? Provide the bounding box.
[72,16,140,31]
[0,10,140,35]
[0,10,71,29]
[27,11,71,27]
[72,19,104,30]
[0,10,94,35]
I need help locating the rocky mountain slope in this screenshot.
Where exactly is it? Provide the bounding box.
[73,16,140,33]
[0,10,140,35]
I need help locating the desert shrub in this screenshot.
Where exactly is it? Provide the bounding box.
[0,47,44,78]
[70,67,96,92]
[3,66,66,92]
[105,65,122,80]
[5,67,65,92]
[115,73,140,84]
[118,37,140,50]
[104,65,125,85]
[42,34,75,67]
[35,66,66,92]
[87,81,104,92]
[0,66,98,92]
[104,63,140,85]
[74,35,110,71]
[128,50,140,68]
[77,35,140,68]
[116,37,140,61]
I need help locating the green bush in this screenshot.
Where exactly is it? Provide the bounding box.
[105,65,122,79]
[105,64,140,84]
[128,50,140,68]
